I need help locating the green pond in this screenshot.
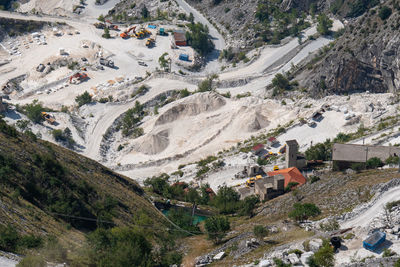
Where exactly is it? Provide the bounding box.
[162,209,208,225]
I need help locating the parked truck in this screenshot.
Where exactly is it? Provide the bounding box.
[99,58,114,68]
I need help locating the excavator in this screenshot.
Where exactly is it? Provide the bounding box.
[69,72,88,84]
[41,112,56,124]
[120,26,136,39]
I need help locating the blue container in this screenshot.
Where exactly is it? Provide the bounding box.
[179,54,189,61]
[363,231,386,251]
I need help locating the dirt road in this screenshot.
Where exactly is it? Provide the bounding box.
[341,186,400,229]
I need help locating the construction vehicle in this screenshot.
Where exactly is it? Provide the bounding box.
[145,38,155,47]
[120,26,136,39]
[69,72,88,84]
[41,112,56,124]
[158,28,167,36]
[255,175,262,180]
[246,177,256,187]
[99,57,114,68]
[94,22,106,29]
[273,166,279,171]
[135,28,151,39]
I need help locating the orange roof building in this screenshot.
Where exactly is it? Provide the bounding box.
[267,167,306,187]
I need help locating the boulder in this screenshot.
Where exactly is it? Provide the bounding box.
[213,251,225,261]
[287,253,300,265]
[259,259,272,267]
[309,239,323,252]
[300,251,314,265]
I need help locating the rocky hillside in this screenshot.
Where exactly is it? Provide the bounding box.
[0,117,166,242]
[298,1,400,96]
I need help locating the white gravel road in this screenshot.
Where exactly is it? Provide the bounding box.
[341,186,400,229]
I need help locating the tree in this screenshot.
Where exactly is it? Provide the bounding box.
[317,14,333,35]
[288,203,321,222]
[158,52,169,72]
[141,5,149,19]
[186,22,214,56]
[88,227,155,266]
[102,27,110,39]
[23,100,45,123]
[189,12,194,23]
[253,225,268,240]
[239,195,259,217]
[98,14,105,22]
[212,185,240,214]
[75,91,92,107]
[204,216,230,244]
[305,140,332,161]
[185,188,200,205]
[379,6,392,20]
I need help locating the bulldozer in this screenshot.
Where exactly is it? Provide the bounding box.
[41,112,56,124]
[145,38,155,47]
[69,72,88,84]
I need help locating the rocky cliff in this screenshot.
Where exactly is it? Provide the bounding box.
[299,2,400,96]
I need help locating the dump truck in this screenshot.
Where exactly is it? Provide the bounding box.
[99,58,114,68]
[145,38,155,47]
[69,72,88,84]
[41,112,56,124]
[158,28,167,36]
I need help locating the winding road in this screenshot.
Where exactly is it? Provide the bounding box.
[0,3,339,163]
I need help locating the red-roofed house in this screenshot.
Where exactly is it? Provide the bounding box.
[267,137,279,147]
[252,144,264,152]
[267,167,306,188]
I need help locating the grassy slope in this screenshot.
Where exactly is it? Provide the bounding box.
[0,121,167,246]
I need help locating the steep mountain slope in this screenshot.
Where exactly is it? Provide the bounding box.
[298,1,400,96]
[0,117,166,243]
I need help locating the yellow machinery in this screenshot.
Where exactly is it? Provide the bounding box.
[145,38,155,47]
[246,177,256,187]
[136,28,151,39]
[256,175,262,180]
[273,166,279,171]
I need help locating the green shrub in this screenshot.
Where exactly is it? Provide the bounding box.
[253,225,268,239]
[351,162,365,172]
[385,155,399,165]
[382,248,396,257]
[75,91,92,107]
[386,200,400,211]
[22,100,45,123]
[288,203,321,222]
[366,157,384,169]
[285,182,299,192]
[310,176,320,184]
[379,6,392,20]
[313,240,335,266]
[17,255,46,267]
